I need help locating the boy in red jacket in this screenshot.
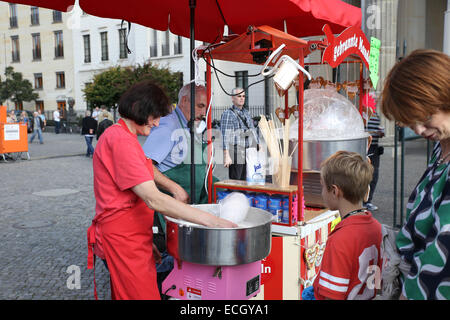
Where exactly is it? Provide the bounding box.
[312,151,382,300]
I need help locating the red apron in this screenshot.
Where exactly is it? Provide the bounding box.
[87,155,159,300]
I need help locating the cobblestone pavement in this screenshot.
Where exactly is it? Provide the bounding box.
[0,131,428,300]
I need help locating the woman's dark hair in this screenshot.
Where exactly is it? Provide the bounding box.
[118,80,170,125]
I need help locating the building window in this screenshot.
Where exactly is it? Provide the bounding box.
[235,71,249,109]
[54,31,64,58]
[150,29,157,57]
[100,31,109,61]
[83,34,91,63]
[9,4,18,28]
[36,100,44,111]
[15,101,23,110]
[53,10,62,23]
[32,33,41,60]
[11,36,20,62]
[57,101,67,118]
[161,30,170,56]
[31,7,40,25]
[174,36,182,55]
[119,28,128,59]
[34,73,43,89]
[56,72,65,88]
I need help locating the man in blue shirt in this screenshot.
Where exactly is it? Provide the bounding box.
[143,83,208,202]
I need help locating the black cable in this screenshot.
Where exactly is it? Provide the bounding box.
[201,47,274,96]
[214,0,234,35]
[163,284,176,296]
[201,48,263,78]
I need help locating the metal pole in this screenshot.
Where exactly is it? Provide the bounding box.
[400,127,405,226]
[393,124,398,228]
[189,0,196,204]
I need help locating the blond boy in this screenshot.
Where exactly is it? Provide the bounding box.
[313,151,382,300]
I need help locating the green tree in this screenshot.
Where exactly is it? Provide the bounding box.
[0,66,39,106]
[83,62,182,109]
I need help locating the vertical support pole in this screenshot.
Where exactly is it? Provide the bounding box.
[297,52,305,223]
[393,124,398,228]
[207,55,213,203]
[189,0,196,204]
[359,62,364,116]
[400,127,405,226]
[284,93,289,125]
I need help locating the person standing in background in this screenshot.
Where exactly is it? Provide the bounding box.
[92,106,100,122]
[53,108,61,134]
[221,87,258,180]
[81,110,97,158]
[20,111,32,133]
[38,109,46,131]
[29,111,44,144]
[7,110,17,123]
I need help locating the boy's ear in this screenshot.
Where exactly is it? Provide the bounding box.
[331,184,341,198]
[364,185,370,202]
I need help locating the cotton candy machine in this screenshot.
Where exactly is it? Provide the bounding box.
[289,89,370,206]
[162,204,273,300]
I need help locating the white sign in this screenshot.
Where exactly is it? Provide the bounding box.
[4,124,20,141]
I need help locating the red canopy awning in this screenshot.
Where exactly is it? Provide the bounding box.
[6,0,361,44]
[79,0,361,43]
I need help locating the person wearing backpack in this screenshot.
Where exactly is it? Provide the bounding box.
[96,110,113,140]
[29,111,44,144]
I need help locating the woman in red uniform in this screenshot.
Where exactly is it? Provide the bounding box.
[87,80,236,300]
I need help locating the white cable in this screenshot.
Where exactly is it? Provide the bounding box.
[204,94,215,196]
[192,45,208,86]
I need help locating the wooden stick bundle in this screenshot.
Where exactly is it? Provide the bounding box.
[259,115,292,187]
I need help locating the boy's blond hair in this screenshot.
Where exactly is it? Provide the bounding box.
[320,151,374,204]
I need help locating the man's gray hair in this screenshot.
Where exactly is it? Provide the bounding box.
[85,110,91,116]
[178,83,206,105]
[232,87,245,96]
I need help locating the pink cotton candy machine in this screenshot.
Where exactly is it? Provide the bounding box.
[162,204,273,300]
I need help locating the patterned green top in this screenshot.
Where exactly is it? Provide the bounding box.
[396,143,450,300]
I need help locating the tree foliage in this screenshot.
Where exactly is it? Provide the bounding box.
[83,62,183,109]
[0,66,39,105]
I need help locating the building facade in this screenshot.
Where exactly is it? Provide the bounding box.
[0,3,74,116]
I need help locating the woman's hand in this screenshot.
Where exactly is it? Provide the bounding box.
[203,214,238,228]
[132,180,238,228]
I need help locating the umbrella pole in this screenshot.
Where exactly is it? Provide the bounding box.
[190,0,196,204]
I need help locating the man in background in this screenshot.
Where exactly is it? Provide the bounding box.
[221,87,258,180]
